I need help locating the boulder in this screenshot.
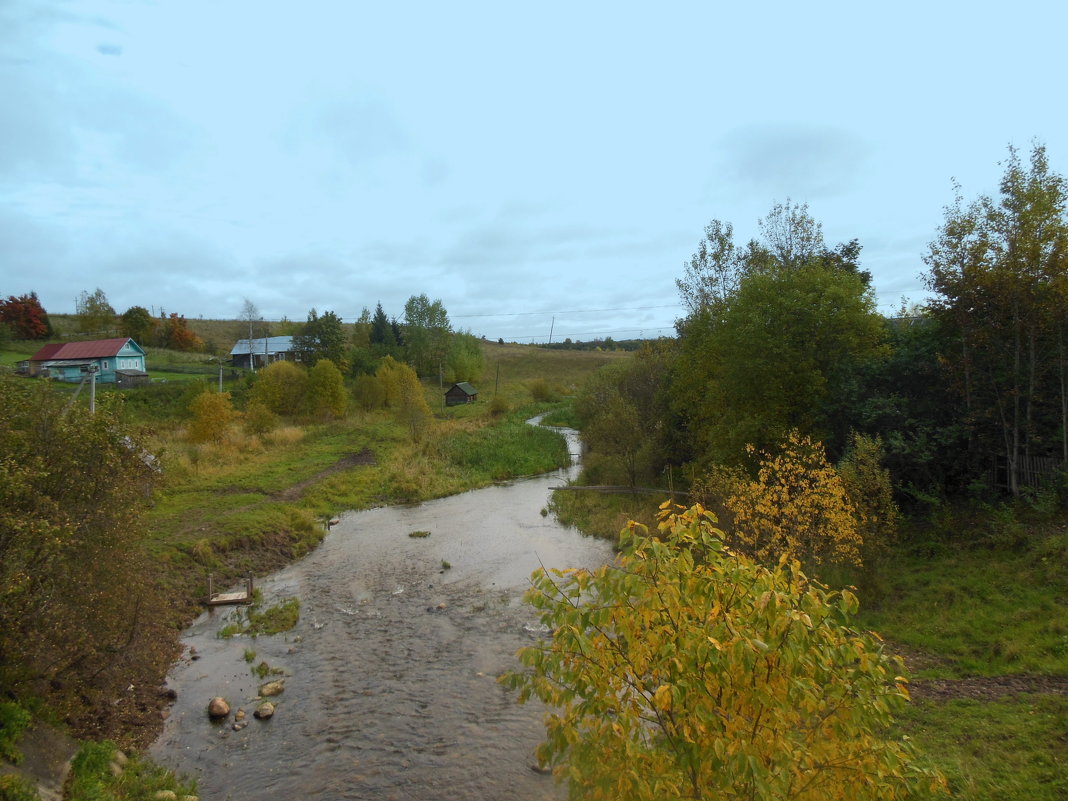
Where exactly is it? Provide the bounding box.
[259,680,285,697]
[207,697,230,719]
[254,702,275,720]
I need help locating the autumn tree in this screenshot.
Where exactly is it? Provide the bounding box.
[0,292,51,340]
[0,376,164,716]
[119,305,155,346]
[723,432,862,567]
[187,390,235,444]
[505,503,946,801]
[75,288,116,334]
[249,360,308,416]
[159,312,204,352]
[376,356,431,439]
[304,358,348,419]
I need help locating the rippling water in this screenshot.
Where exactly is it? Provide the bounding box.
[150,425,614,800]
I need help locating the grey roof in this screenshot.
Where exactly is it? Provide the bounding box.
[230,336,296,357]
[448,382,478,395]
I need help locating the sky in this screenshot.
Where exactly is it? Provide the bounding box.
[2,1,1067,344]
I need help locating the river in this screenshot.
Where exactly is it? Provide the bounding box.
[149,423,615,800]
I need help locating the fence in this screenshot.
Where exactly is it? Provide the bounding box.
[991,454,1065,492]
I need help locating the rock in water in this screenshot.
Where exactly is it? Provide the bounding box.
[207,697,230,719]
[254,702,275,720]
[259,680,285,697]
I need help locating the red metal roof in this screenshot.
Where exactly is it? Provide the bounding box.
[30,338,132,360]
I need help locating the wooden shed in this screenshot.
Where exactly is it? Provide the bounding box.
[444,382,478,406]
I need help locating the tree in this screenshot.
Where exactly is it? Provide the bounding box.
[159,313,204,352]
[119,305,155,346]
[376,356,431,439]
[75,288,116,334]
[924,143,1068,494]
[294,308,346,366]
[0,292,51,340]
[445,330,485,384]
[352,307,372,349]
[238,297,268,347]
[305,359,348,419]
[504,503,946,801]
[403,294,451,377]
[724,432,862,567]
[577,342,675,486]
[0,376,164,714]
[249,360,308,416]
[673,262,884,465]
[187,390,235,444]
[676,219,741,315]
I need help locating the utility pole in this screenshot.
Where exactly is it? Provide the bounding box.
[88,364,98,414]
[548,315,555,345]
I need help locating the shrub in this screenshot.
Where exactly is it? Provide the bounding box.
[504,502,946,801]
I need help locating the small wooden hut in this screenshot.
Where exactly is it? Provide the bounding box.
[444,382,478,406]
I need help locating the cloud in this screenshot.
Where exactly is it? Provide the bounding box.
[715,124,871,201]
[96,43,122,56]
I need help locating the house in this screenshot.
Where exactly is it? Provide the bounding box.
[230,336,297,369]
[444,382,478,406]
[28,338,147,384]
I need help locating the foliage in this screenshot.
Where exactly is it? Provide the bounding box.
[924,142,1068,495]
[0,377,162,709]
[158,312,204,352]
[186,390,235,444]
[375,357,431,439]
[576,341,675,487]
[725,432,862,566]
[0,702,30,764]
[0,774,39,801]
[674,262,884,465]
[118,306,155,347]
[838,432,899,564]
[0,293,51,340]
[304,358,348,419]
[75,287,116,334]
[445,330,485,383]
[403,293,451,377]
[243,400,279,435]
[352,372,386,411]
[505,503,946,801]
[249,360,308,416]
[294,308,346,366]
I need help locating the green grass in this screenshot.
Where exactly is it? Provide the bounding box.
[896,695,1068,801]
[66,740,196,801]
[857,527,1068,678]
[433,417,570,481]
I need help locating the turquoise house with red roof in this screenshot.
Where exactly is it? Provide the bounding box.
[28,338,147,384]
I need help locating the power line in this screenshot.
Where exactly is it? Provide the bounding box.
[451,304,682,319]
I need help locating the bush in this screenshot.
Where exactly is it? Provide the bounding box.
[0,702,30,764]
[504,502,946,801]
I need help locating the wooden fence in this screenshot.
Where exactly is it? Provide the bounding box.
[991,455,1065,492]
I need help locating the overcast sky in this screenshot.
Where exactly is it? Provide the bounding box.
[3,1,1066,343]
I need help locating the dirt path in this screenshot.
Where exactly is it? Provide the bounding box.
[909,674,1068,702]
[272,447,377,501]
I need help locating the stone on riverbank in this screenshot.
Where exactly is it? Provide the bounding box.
[259,680,285,697]
[254,702,275,719]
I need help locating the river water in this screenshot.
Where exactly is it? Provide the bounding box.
[149,424,615,800]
